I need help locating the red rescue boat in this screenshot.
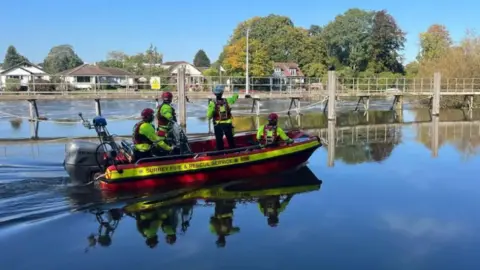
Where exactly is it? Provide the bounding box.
[64,115,322,192]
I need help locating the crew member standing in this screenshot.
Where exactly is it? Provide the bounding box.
[207,85,239,150]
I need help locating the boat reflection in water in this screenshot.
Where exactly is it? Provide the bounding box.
[85,166,322,250]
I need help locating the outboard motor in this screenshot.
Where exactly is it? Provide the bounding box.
[64,140,107,184]
[64,113,123,184]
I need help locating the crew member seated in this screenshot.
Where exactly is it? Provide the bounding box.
[156,91,176,141]
[256,113,293,146]
[132,108,174,160]
[135,210,161,248]
[207,85,239,150]
[258,194,293,227]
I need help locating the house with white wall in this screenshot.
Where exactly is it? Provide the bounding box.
[161,61,204,86]
[0,62,50,90]
[59,64,135,90]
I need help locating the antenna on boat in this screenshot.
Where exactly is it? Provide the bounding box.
[77,113,123,174]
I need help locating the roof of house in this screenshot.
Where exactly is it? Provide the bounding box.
[58,64,133,76]
[196,67,209,72]
[163,61,189,66]
[273,62,304,77]
[162,61,203,74]
[0,61,46,75]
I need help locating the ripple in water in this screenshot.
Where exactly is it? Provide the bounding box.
[0,159,75,229]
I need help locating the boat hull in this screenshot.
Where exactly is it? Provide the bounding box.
[121,166,323,213]
[99,141,319,191]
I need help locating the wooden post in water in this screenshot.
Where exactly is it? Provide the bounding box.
[29,120,39,140]
[177,66,187,128]
[431,115,439,157]
[327,71,336,120]
[94,99,102,116]
[432,72,441,116]
[27,99,39,121]
[327,119,336,167]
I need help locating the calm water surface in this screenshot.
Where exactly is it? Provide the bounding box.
[0,99,480,270]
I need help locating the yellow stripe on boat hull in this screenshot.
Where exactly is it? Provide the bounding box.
[124,183,321,213]
[106,140,320,181]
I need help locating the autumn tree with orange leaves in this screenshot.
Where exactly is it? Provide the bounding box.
[410,24,480,79]
[222,37,271,76]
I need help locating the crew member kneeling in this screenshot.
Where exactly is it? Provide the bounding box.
[132,108,174,160]
[207,85,239,150]
[256,113,293,146]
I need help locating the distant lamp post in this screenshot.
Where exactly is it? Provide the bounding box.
[245,27,250,96]
[219,65,225,84]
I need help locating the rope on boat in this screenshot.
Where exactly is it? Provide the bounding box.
[95,173,106,181]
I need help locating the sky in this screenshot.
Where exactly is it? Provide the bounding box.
[0,0,478,65]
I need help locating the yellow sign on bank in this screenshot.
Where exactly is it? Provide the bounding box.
[150,77,161,90]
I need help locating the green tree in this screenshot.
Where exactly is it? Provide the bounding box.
[98,45,166,76]
[321,9,375,73]
[144,44,163,76]
[193,49,211,67]
[224,15,314,65]
[42,45,83,73]
[405,61,419,77]
[3,45,29,69]
[308,25,322,36]
[302,63,327,77]
[369,10,406,73]
[97,51,127,69]
[145,44,162,65]
[417,24,452,62]
[50,45,159,78]
[202,67,219,77]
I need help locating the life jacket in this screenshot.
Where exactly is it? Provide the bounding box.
[156,103,176,128]
[262,125,278,145]
[260,199,280,216]
[213,99,232,121]
[132,121,152,145]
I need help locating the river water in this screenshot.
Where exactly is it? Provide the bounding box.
[0,99,480,270]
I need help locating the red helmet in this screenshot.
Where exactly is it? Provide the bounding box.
[161,91,173,103]
[141,108,154,121]
[268,113,279,122]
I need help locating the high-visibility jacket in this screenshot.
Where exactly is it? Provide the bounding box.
[156,103,176,137]
[132,121,172,152]
[207,93,239,124]
[256,124,292,145]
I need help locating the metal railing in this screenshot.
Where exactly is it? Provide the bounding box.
[1,74,480,97]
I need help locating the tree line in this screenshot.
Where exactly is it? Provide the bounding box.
[2,8,479,80]
[2,45,83,74]
[1,43,212,77]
